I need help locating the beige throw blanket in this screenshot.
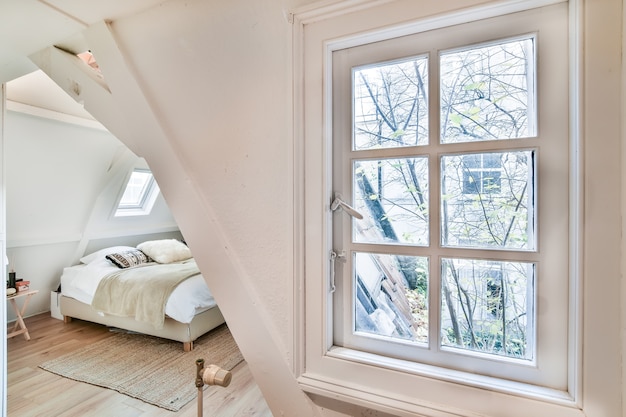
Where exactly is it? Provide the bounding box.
[91,259,200,329]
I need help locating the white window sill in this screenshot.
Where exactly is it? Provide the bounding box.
[298,347,584,417]
[332,346,573,403]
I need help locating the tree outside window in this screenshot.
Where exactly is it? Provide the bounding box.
[349,37,536,360]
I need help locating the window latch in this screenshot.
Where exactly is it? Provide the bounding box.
[330,250,346,294]
[331,193,363,219]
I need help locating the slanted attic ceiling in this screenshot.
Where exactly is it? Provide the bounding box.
[0,0,165,96]
[7,69,95,119]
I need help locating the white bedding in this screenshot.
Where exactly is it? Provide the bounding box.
[60,257,217,324]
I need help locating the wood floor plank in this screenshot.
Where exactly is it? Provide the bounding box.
[7,313,273,417]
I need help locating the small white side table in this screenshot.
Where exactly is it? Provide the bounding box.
[7,289,39,341]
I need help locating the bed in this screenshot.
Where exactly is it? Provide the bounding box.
[59,239,225,351]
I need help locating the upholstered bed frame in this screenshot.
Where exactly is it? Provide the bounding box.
[60,295,225,351]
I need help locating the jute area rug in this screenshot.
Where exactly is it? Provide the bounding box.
[39,324,243,412]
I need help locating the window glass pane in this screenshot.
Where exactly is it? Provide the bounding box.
[441,151,534,250]
[119,170,153,208]
[440,38,535,143]
[354,158,429,245]
[441,258,534,360]
[354,252,428,343]
[353,56,429,150]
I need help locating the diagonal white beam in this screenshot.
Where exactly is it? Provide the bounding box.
[81,20,318,416]
[29,45,136,152]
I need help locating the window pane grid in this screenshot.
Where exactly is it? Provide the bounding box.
[328,2,570,392]
[347,36,539,364]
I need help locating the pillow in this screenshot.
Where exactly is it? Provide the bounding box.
[106,249,152,269]
[137,239,192,264]
[80,246,136,264]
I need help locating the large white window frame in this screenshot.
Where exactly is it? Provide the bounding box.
[292,0,622,416]
[331,9,568,388]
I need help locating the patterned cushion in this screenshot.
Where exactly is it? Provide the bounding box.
[106,249,152,269]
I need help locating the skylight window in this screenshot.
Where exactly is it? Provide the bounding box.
[115,169,160,217]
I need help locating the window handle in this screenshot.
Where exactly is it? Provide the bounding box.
[331,193,364,219]
[330,250,347,294]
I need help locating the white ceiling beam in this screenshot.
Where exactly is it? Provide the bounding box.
[81,21,164,159]
[0,0,87,83]
[28,45,135,152]
[5,100,106,131]
[81,20,316,416]
[0,0,166,83]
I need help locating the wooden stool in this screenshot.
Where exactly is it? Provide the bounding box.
[7,289,39,341]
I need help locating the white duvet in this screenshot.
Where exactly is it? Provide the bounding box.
[60,257,217,324]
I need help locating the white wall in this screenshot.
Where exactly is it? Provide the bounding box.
[5,112,122,246]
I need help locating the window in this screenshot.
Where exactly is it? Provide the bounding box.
[115,169,160,217]
[296,0,620,415]
[332,10,568,386]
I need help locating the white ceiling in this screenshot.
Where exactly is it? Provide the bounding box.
[7,70,96,119]
[1,0,165,114]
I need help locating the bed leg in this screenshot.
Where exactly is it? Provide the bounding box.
[63,316,72,324]
[184,341,193,352]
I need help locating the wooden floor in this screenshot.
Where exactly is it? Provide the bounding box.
[7,313,273,417]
